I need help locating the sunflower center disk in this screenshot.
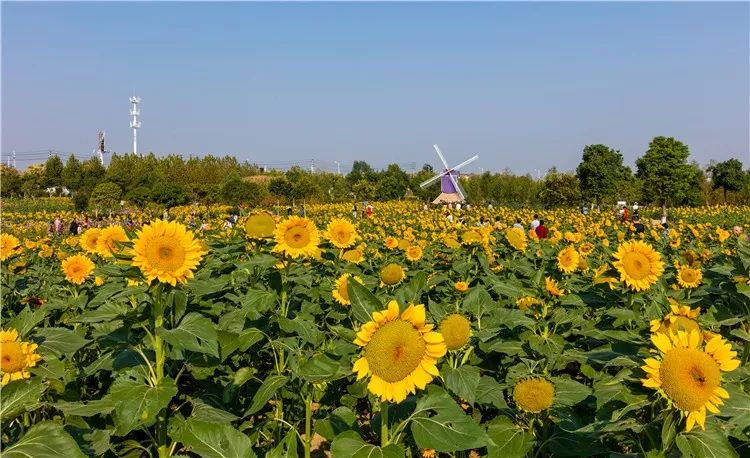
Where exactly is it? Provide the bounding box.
[286,227,310,248]
[364,320,426,383]
[623,252,651,280]
[146,236,186,272]
[660,348,720,412]
[1,342,27,373]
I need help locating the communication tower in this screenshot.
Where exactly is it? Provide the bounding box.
[129,96,141,156]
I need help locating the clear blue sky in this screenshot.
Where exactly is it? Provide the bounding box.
[2,2,748,174]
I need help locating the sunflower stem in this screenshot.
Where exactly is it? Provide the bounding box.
[304,393,313,458]
[380,400,390,447]
[151,285,169,458]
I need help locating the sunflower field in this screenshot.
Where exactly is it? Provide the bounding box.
[1,202,749,457]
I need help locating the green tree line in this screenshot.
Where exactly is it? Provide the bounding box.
[1,137,748,211]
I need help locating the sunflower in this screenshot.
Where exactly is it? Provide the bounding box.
[439,314,472,351]
[1,329,42,386]
[557,246,579,274]
[612,240,664,291]
[131,220,207,286]
[421,449,437,458]
[385,236,399,249]
[545,277,565,297]
[352,301,447,403]
[61,254,95,285]
[641,330,740,431]
[454,281,469,292]
[398,239,411,251]
[517,296,542,311]
[96,225,129,257]
[676,265,702,289]
[716,227,731,244]
[244,213,276,239]
[341,248,364,264]
[325,218,358,249]
[79,227,102,254]
[333,273,364,306]
[380,263,406,287]
[579,242,594,256]
[0,234,20,261]
[513,378,555,413]
[273,217,320,258]
[650,301,702,337]
[505,227,528,251]
[592,265,618,289]
[405,245,423,262]
[443,235,461,249]
[462,230,483,246]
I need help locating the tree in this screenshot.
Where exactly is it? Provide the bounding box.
[62,155,83,191]
[43,155,64,188]
[576,144,630,206]
[150,182,189,208]
[377,164,410,200]
[538,168,581,208]
[0,165,22,197]
[73,192,90,212]
[220,173,268,206]
[79,157,107,191]
[636,136,695,211]
[347,160,376,185]
[126,186,152,208]
[268,177,293,200]
[90,182,122,213]
[709,158,746,202]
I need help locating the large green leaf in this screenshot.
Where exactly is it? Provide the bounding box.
[244,375,288,416]
[34,327,90,358]
[157,312,219,357]
[0,378,45,421]
[174,418,256,458]
[675,420,739,458]
[485,416,534,458]
[315,406,358,441]
[443,365,481,405]
[191,398,239,423]
[475,376,509,409]
[552,376,592,407]
[462,286,494,318]
[3,421,86,458]
[330,431,405,458]
[298,354,345,383]
[109,375,178,436]
[348,281,382,324]
[6,306,47,338]
[53,398,116,417]
[410,386,493,452]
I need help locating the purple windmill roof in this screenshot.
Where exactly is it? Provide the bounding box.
[441,170,460,194]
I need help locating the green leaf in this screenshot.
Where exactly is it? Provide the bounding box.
[6,306,47,338]
[490,279,533,298]
[315,407,357,441]
[298,354,344,383]
[3,421,86,458]
[240,289,278,317]
[109,376,178,436]
[410,386,493,452]
[485,416,534,458]
[267,429,299,458]
[443,365,481,405]
[53,398,116,417]
[191,398,239,423]
[34,327,90,358]
[0,378,46,421]
[348,281,382,324]
[551,377,592,407]
[217,328,263,361]
[174,418,256,458]
[475,376,508,409]
[463,286,493,318]
[245,375,288,416]
[157,312,219,357]
[278,316,323,346]
[330,431,405,458]
[675,420,739,458]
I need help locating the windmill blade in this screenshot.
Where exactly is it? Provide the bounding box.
[433,144,450,170]
[451,155,479,171]
[419,172,445,189]
[447,172,466,201]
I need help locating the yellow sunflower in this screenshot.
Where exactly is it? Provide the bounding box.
[1,329,42,386]
[612,240,664,291]
[131,220,207,286]
[0,234,20,261]
[443,235,461,249]
[333,273,364,306]
[557,246,579,274]
[506,227,528,251]
[462,230,483,246]
[513,378,555,413]
[516,296,542,311]
[352,301,447,403]
[341,248,364,264]
[545,277,565,297]
[273,217,320,258]
[380,263,406,287]
[676,265,702,289]
[325,218,358,249]
[650,301,702,337]
[61,254,95,285]
[244,213,277,239]
[439,314,472,351]
[405,245,423,262]
[385,236,399,249]
[641,330,740,432]
[79,228,102,254]
[96,225,129,257]
[454,281,469,292]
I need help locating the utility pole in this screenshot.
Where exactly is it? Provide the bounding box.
[130,96,141,156]
[334,161,341,175]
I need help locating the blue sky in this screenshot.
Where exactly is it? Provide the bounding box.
[2,2,748,174]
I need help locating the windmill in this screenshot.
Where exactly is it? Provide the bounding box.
[419,145,479,204]
[95,131,111,165]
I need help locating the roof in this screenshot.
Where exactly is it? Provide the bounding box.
[432,192,463,204]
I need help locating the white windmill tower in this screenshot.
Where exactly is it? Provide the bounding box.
[129,96,141,156]
[419,145,479,204]
[95,131,111,165]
